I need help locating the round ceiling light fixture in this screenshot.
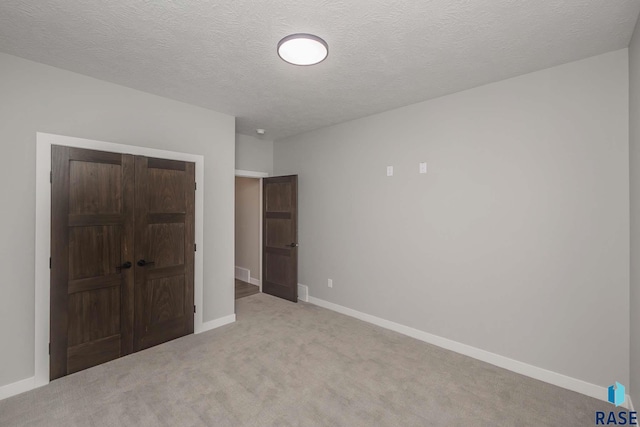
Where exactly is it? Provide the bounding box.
[277,33,328,66]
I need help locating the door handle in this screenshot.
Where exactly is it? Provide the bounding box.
[286,243,299,248]
[137,259,155,267]
[116,261,132,273]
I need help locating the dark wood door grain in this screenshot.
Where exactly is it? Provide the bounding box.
[133,156,195,351]
[262,175,298,302]
[50,146,135,380]
[51,147,196,379]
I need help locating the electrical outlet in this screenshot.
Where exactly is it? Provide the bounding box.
[328,278,333,288]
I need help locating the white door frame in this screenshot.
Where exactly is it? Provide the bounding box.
[35,132,205,389]
[234,170,268,292]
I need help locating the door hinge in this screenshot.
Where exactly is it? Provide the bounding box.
[193,305,196,313]
[49,171,52,183]
[194,243,197,252]
[195,182,197,190]
[48,343,51,355]
[49,257,51,269]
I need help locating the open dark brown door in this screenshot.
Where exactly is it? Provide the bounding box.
[133,157,195,351]
[263,175,298,302]
[50,146,135,380]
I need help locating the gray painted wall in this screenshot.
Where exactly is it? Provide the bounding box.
[274,50,630,388]
[630,17,640,407]
[235,177,261,280]
[236,133,273,174]
[0,53,236,387]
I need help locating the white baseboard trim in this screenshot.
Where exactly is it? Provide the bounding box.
[235,169,269,178]
[235,266,250,283]
[0,376,36,401]
[197,314,236,334]
[307,296,610,404]
[249,277,261,287]
[298,284,309,302]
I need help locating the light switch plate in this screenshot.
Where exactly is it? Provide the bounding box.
[387,166,393,176]
[419,162,427,174]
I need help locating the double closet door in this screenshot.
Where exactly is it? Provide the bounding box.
[50,146,195,380]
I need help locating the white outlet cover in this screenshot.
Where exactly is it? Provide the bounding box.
[420,162,427,174]
[387,166,393,176]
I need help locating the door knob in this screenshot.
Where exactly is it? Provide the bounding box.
[287,243,299,248]
[137,259,155,267]
[116,261,132,273]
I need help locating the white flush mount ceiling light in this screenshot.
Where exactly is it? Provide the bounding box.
[277,33,328,66]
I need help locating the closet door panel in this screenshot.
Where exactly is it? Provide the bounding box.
[50,146,135,380]
[133,156,195,351]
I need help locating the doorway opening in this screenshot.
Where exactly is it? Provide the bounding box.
[234,172,266,300]
[234,171,299,304]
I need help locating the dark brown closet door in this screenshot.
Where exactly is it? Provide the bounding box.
[133,157,195,351]
[263,175,298,302]
[50,146,135,380]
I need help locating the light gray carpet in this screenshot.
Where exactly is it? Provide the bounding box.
[0,293,617,426]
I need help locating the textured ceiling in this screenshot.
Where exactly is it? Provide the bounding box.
[0,1,639,140]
